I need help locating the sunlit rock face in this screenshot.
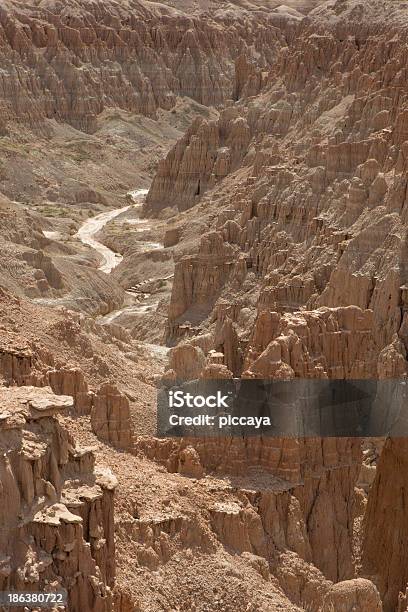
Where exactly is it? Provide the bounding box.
[0,386,117,611]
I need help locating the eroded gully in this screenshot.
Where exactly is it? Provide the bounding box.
[75,188,169,359]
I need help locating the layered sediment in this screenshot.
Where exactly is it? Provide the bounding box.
[0,385,117,611]
[143,0,408,608]
[0,0,284,133]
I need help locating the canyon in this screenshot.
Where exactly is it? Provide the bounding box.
[1,0,408,610]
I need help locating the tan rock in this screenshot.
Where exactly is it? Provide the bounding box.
[146,114,250,212]
[91,383,133,449]
[363,438,408,611]
[47,367,93,415]
[177,446,204,479]
[0,385,116,611]
[0,0,277,134]
[321,578,382,612]
[167,344,206,380]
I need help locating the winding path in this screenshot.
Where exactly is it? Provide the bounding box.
[75,188,148,273]
[74,188,170,358]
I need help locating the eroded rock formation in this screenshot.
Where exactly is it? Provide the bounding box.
[0,385,117,611]
[0,0,283,134]
[91,383,133,450]
[141,0,408,608]
[363,438,408,611]
[146,111,252,212]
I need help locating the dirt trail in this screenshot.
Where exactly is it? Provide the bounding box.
[75,188,149,273]
[38,189,169,355]
[75,189,170,355]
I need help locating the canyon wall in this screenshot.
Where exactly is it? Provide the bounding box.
[138,434,362,586]
[0,0,285,133]
[363,438,408,612]
[152,0,408,386]
[144,0,408,607]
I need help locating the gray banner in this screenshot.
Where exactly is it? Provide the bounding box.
[157,379,408,437]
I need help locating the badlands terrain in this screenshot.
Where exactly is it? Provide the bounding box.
[1,0,408,610]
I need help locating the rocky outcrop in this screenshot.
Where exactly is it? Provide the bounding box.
[150,0,408,444]
[234,54,265,101]
[6,0,408,610]
[207,491,381,611]
[146,111,252,212]
[139,4,408,610]
[0,339,134,460]
[243,306,379,379]
[321,578,382,612]
[0,385,117,611]
[47,368,134,441]
[137,434,361,585]
[150,0,408,363]
[176,445,204,478]
[165,343,206,380]
[47,367,93,415]
[362,438,408,611]
[209,501,268,558]
[91,383,133,450]
[0,343,35,386]
[167,231,238,339]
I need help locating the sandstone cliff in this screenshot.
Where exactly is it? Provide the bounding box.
[363,438,408,611]
[153,0,408,386]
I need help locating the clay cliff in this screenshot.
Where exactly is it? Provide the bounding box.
[363,438,408,611]
[154,0,408,383]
